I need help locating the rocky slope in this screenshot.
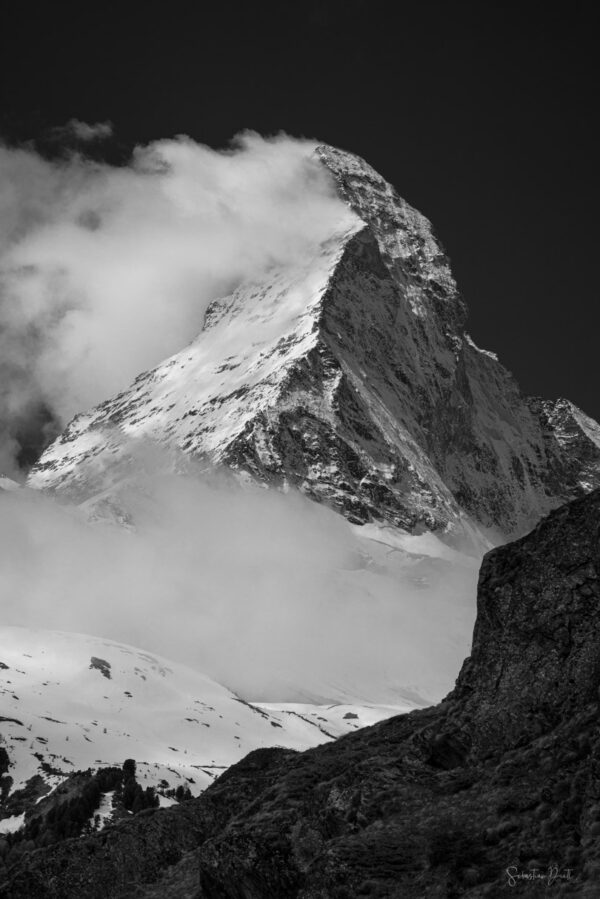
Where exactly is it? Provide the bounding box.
[27,147,600,543]
[4,488,600,896]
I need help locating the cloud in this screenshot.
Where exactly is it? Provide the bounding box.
[0,465,479,704]
[51,119,114,142]
[0,131,354,475]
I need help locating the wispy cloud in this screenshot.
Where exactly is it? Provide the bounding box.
[51,118,114,142]
[0,131,354,474]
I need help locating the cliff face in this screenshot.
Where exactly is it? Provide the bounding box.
[5,489,600,898]
[190,489,600,897]
[28,147,600,541]
[450,486,600,754]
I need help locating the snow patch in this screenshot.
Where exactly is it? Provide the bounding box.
[0,813,25,835]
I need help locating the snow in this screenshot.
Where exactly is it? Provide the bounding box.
[0,626,406,803]
[0,813,25,835]
[465,333,499,362]
[355,522,489,565]
[256,702,419,735]
[90,790,115,830]
[0,476,20,492]
[28,224,361,498]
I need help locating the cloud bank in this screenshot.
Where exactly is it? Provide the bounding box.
[0,130,353,475]
[0,470,478,705]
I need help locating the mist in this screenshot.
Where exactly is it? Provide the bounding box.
[0,131,354,475]
[0,469,479,705]
[0,127,479,708]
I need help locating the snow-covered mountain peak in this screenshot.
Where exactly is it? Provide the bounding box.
[28,146,600,539]
[315,144,464,327]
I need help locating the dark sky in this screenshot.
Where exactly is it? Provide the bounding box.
[1,2,597,417]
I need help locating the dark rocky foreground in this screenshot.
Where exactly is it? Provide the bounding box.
[4,489,600,897]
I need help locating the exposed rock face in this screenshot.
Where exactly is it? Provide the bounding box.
[28,148,600,540]
[5,489,600,897]
[450,485,600,754]
[528,396,600,495]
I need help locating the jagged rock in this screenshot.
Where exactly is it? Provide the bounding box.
[27,148,600,542]
[5,489,600,897]
[88,657,111,679]
[528,396,600,494]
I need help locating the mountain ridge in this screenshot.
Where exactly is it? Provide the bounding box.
[28,145,600,542]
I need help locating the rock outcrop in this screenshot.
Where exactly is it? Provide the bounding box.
[28,147,600,542]
[5,489,600,897]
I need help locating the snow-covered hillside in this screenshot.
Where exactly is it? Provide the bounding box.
[0,626,413,830]
[29,145,600,541]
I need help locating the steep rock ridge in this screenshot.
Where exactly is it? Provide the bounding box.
[5,490,600,897]
[528,396,600,494]
[315,145,465,332]
[28,147,600,538]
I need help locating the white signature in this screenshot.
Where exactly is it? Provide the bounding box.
[506,866,574,887]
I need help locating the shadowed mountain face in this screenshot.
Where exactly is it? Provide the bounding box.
[28,147,600,541]
[5,489,600,897]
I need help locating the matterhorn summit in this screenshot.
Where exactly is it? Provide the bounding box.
[28,146,600,541]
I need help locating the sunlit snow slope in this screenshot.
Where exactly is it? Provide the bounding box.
[0,627,412,819]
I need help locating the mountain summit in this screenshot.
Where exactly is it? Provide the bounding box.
[28,146,600,540]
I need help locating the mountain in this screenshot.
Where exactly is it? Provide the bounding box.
[4,487,600,897]
[28,145,600,543]
[5,144,600,894]
[0,627,409,838]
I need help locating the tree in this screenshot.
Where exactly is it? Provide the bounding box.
[122,759,136,781]
[122,778,137,810]
[131,785,145,814]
